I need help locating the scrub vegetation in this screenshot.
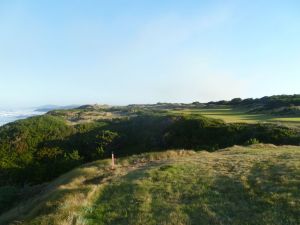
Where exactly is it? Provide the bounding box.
[0,94,299,224]
[1,112,299,186]
[0,145,299,225]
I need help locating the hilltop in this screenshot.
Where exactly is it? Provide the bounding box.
[46,94,300,125]
[0,145,299,225]
[206,94,300,116]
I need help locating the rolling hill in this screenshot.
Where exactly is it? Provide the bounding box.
[0,95,300,224]
[0,145,299,225]
[1,112,299,187]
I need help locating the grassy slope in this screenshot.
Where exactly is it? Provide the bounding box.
[1,146,300,225]
[168,107,300,126]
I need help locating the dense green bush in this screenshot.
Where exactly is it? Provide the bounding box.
[0,114,299,185]
[162,117,300,150]
[0,115,76,185]
[212,94,300,115]
[0,186,19,213]
[244,138,260,145]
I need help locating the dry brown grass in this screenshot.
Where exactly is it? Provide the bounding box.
[1,146,299,225]
[0,151,195,225]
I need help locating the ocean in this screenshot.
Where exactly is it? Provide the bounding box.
[0,109,44,126]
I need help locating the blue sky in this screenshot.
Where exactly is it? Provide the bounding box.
[0,0,300,107]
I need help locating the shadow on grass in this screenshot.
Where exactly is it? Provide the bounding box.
[0,180,92,225]
[85,161,300,225]
[187,162,300,225]
[84,165,159,225]
[246,162,300,224]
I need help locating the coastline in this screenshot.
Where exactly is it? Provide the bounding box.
[0,109,44,126]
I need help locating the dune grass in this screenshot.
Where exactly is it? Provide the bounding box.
[1,146,299,225]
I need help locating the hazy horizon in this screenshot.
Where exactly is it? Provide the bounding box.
[1,92,299,110]
[1,0,300,108]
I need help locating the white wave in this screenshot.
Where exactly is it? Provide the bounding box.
[0,109,44,126]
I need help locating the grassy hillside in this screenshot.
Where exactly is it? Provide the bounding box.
[1,112,300,186]
[47,95,300,125]
[0,96,299,222]
[1,145,299,225]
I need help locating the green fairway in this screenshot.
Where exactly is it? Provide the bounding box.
[168,107,300,126]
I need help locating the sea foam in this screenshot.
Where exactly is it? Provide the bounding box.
[0,109,44,126]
